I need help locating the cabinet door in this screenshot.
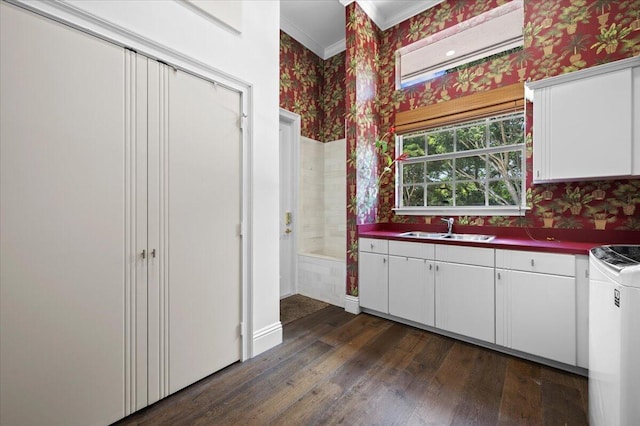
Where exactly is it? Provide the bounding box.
[435,262,495,343]
[533,69,633,181]
[1,4,129,425]
[496,269,576,365]
[359,252,388,313]
[389,256,435,326]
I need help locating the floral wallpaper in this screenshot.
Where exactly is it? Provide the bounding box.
[321,53,347,142]
[373,0,640,231]
[345,2,383,296]
[344,0,640,296]
[279,31,346,142]
[280,0,640,297]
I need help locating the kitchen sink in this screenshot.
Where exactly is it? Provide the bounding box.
[399,231,495,242]
[398,231,448,239]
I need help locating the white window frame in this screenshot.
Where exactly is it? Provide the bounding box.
[394,112,528,216]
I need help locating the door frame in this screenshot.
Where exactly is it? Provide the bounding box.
[279,108,301,299]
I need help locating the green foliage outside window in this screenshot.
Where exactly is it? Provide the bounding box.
[399,113,525,209]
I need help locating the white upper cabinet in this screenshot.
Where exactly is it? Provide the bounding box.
[527,56,640,182]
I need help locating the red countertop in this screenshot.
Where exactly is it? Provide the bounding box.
[358,224,640,255]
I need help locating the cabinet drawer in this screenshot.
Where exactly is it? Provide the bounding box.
[359,238,388,254]
[496,249,575,276]
[435,245,494,267]
[389,240,434,259]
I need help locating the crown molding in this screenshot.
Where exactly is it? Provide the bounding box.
[280,14,325,58]
[324,38,346,59]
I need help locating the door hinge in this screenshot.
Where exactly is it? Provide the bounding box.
[239,322,245,337]
[240,113,248,129]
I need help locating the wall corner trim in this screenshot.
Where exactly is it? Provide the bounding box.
[252,322,283,357]
[344,295,361,314]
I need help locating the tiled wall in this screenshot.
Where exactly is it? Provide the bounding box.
[297,254,346,307]
[299,137,346,258]
[299,137,325,254]
[324,139,346,258]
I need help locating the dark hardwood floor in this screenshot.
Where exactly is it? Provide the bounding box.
[116,305,588,425]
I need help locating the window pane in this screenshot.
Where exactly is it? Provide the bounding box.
[489,115,524,147]
[403,185,424,207]
[402,163,425,184]
[455,181,485,206]
[426,184,452,206]
[402,134,426,158]
[489,179,522,205]
[488,150,522,179]
[455,155,487,180]
[427,130,454,155]
[426,159,452,182]
[456,124,486,151]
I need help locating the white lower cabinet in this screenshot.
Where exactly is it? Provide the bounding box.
[358,239,586,371]
[435,260,495,344]
[358,239,389,313]
[388,241,435,326]
[495,249,577,365]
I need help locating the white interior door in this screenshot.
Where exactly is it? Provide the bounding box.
[166,68,242,394]
[0,4,129,425]
[279,116,296,298]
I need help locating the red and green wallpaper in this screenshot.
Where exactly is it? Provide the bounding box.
[344,0,640,296]
[279,31,346,142]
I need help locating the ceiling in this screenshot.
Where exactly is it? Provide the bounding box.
[280,0,446,60]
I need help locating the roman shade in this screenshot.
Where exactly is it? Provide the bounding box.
[395,82,525,134]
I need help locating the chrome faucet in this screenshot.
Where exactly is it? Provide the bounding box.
[441,217,454,235]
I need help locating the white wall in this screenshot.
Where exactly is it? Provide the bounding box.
[14,0,281,356]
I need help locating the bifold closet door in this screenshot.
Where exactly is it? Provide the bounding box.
[0,3,136,425]
[147,64,243,395]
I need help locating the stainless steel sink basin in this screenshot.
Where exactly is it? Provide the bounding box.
[399,231,495,242]
[398,231,447,239]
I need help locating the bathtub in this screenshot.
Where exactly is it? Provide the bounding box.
[297,251,345,308]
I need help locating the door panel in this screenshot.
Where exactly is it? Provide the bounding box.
[1,4,128,424]
[167,69,242,393]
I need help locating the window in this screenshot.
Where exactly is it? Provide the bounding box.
[396,112,525,215]
[396,0,524,89]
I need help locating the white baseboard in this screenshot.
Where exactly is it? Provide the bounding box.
[344,295,361,314]
[252,322,282,357]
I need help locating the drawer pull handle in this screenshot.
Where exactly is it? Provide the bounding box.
[531,259,535,267]
[383,258,386,264]
[370,243,374,250]
[429,264,432,270]
[497,272,501,280]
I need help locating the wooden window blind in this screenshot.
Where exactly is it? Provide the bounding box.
[395,82,525,134]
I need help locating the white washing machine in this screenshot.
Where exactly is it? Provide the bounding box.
[589,245,640,426]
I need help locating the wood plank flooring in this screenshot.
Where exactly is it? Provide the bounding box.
[115,306,588,425]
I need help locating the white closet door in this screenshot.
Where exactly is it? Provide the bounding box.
[166,69,242,393]
[0,3,132,425]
